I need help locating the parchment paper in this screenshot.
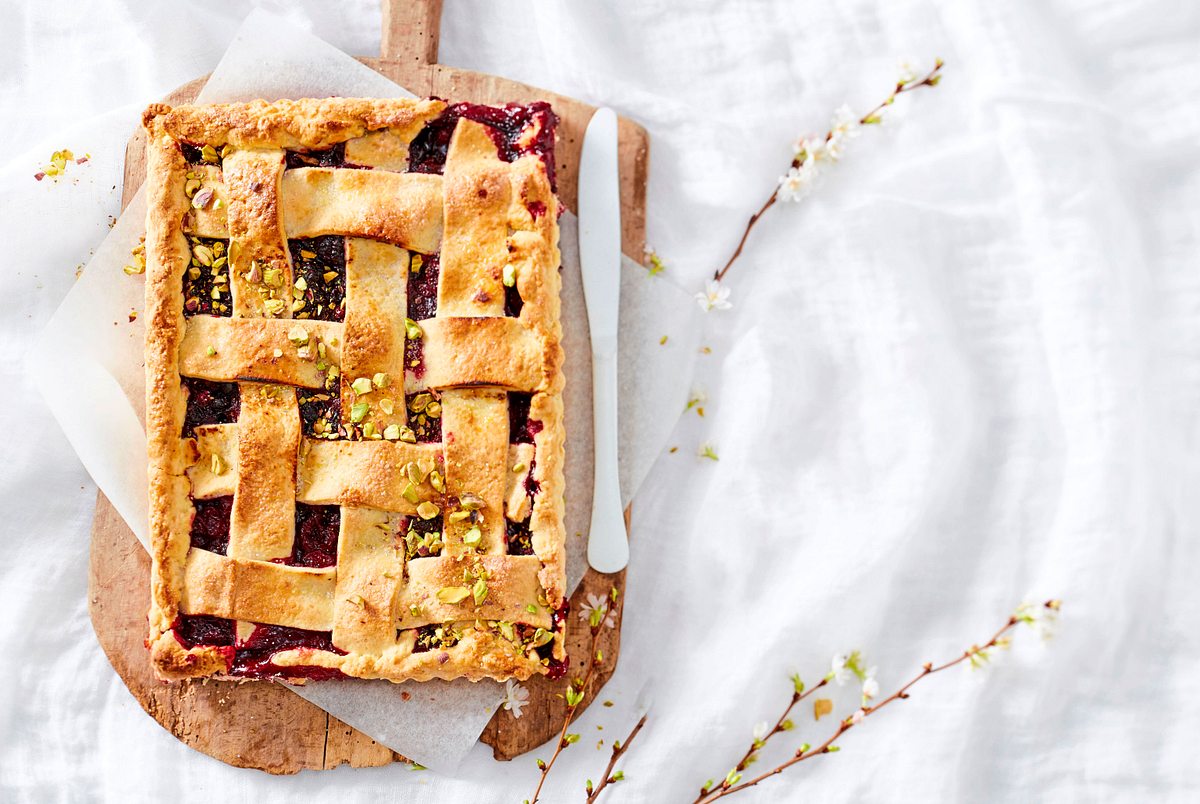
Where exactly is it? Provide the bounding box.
[31,9,699,772]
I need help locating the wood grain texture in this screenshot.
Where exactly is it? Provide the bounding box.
[90,0,647,773]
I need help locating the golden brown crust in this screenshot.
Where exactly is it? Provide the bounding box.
[143,97,565,684]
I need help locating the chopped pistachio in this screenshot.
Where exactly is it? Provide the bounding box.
[350,401,370,423]
[200,144,219,163]
[272,348,283,359]
[300,249,317,260]
[351,376,374,396]
[346,595,366,607]
[379,398,395,415]
[184,178,201,197]
[411,254,423,273]
[448,510,471,523]
[362,422,377,439]
[459,492,484,511]
[429,470,445,493]
[398,426,417,444]
[263,267,283,288]
[287,325,309,346]
[472,578,489,605]
[531,628,553,647]
[402,482,420,505]
[192,244,214,266]
[404,318,423,340]
[502,263,517,287]
[417,501,440,520]
[291,298,306,312]
[212,256,227,270]
[498,621,515,641]
[409,604,423,617]
[463,527,482,547]
[322,270,338,283]
[210,453,227,475]
[424,401,441,418]
[263,297,286,317]
[383,424,401,441]
[372,372,390,389]
[525,604,539,614]
[294,276,308,292]
[437,586,471,604]
[206,345,217,357]
[512,462,527,474]
[406,461,423,485]
[409,392,432,413]
[212,240,225,257]
[191,188,214,209]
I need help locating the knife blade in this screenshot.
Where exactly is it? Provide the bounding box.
[578,107,628,573]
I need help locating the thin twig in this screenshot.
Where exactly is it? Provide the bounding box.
[585,714,649,803]
[732,679,828,774]
[695,600,1059,802]
[713,59,944,283]
[528,591,623,804]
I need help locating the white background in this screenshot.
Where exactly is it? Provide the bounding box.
[3,0,1200,801]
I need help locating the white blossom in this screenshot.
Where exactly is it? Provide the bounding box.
[849,708,866,725]
[695,279,732,312]
[579,592,616,629]
[831,653,851,685]
[861,675,880,701]
[824,105,861,161]
[753,721,769,741]
[777,159,818,202]
[501,679,530,718]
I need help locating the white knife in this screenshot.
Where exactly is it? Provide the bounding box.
[578,107,628,573]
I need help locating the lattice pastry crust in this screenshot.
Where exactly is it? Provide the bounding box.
[141,98,566,683]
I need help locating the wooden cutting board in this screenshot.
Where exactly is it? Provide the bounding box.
[88,0,647,772]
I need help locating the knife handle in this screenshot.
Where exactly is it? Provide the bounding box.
[587,348,628,573]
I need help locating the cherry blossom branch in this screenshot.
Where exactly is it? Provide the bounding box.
[694,599,1060,802]
[710,58,944,286]
[584,713,648,803]
[527,588,622,804]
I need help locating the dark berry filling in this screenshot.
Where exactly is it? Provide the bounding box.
[289,236,346,321]
[411,624,460,654]
[189,496,233,555]
[405,392,442,442]
[297,389,341,439]
[285,143,347,169]
[283,504,340,568]
[182,236,232,317]
[504,281,523,318]
[508,392,543,444]
[527,200,547,219]
[407,252,440,321]
[408,102,558,190]
[506,517,534,556]
[179,143,215,165]
[182,377,240,438]
[544,656,569,680]
[231,623,347,680]
[524,458,541,496]
[173,614,235,648]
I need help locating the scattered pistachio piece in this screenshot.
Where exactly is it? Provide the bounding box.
[184,178,201,197]
[287,325,309,346]
[405,318,423,340]
[409,392,432,413]
[350,401,370,423]
[525,604,539,614]
[206,346,216,357]
[498,621,515,641]
[210,454,226,475]
[416,501,440,520]
[383,424,401,441]
[351,376,374,396]
[512,462,527,474]
[402,482,420,505]
[362,422,378,439]
[399,426,417,444]
[372,372,390,389]
[472,578,489,605]
[273,348,283,359]
[380,398,395,415]
[502,263,517,287]
[411,254,424,273]
[406,462,423,485]
[424,401,441,418]
[448,510,471,523]
[460,492,484,511]
[429,470,445,493]
[437,586,471,604]
[463,527,482,547]
[322,270,338,283]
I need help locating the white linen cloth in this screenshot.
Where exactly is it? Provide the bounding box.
[3,0,1199,801]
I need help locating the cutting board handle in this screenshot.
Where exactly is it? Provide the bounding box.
[381,0,443,65]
